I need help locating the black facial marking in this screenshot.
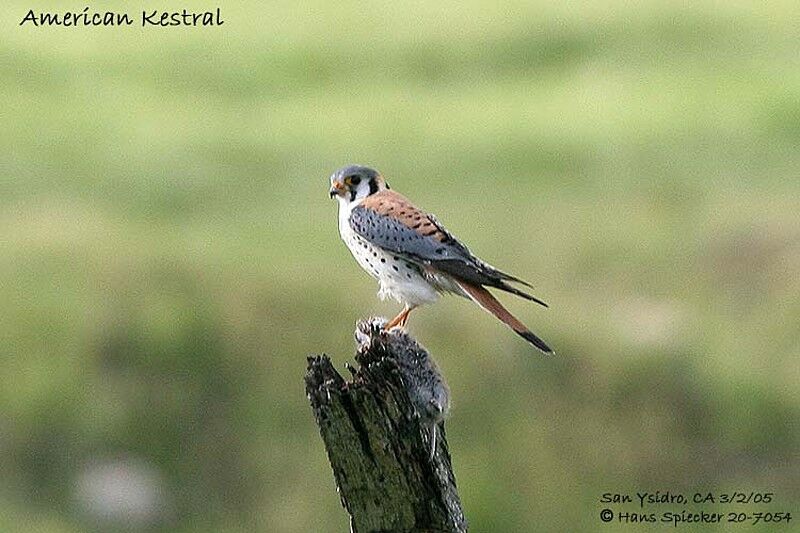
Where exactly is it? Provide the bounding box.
[349,189,357,202]
[368,178,379,195]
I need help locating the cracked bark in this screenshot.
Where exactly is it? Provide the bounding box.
[305,319,467,533]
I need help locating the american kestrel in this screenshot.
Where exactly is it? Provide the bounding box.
[329,165,552,354]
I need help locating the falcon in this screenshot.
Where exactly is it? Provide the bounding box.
[329,165,552,354]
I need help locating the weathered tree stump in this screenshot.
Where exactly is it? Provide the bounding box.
[305,318,467,533]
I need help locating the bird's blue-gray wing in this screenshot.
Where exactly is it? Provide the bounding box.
[348,203,547,307]
[348,205,470,263]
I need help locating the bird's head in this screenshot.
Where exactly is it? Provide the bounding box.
[329,165,389,203]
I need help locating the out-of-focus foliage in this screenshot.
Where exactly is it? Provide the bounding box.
[2,1,799,531]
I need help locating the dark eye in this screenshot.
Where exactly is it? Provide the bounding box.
[349,175,361,185]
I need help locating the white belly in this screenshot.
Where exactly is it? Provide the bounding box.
[338,205,440,307]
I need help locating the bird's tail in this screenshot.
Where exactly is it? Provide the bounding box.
[455,280,553,354]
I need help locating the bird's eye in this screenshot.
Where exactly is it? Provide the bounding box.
[348,175,361,185]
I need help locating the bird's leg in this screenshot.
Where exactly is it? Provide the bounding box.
[383,307,405,330]
[385,305,415,330]
[398,305,415,328]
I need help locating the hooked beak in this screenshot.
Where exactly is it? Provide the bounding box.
[329,181,345,198]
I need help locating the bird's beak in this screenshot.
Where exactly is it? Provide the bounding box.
[329,181,345,198]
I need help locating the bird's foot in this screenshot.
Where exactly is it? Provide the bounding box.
[383,314,403,330]
[385,306,414,330]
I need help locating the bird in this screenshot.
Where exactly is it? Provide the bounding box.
[329,165,552,354]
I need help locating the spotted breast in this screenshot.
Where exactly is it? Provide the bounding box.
[338,195,442,307]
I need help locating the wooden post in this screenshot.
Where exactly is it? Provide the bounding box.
[305,318,468,533]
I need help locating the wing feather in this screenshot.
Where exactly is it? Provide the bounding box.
[349,192,547,307]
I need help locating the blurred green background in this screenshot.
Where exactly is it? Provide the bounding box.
[3,1,799,531]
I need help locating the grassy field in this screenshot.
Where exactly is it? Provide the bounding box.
[2,1,799,531]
